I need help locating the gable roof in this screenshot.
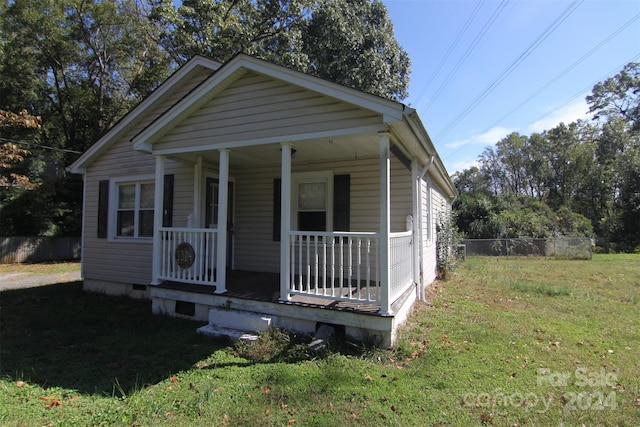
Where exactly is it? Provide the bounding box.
[131,53,406,153]
[67,56,223,174]
[67,53,456,200]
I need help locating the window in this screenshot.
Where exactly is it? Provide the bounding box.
[292,172,333,232]
[97,175,173,240]
[273,173,349,241]
[297,181,327,231]
[115,179,155,238]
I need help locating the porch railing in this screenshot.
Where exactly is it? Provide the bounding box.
[288,231,414,307]
[389,231,413,302]
[158,227,217,286]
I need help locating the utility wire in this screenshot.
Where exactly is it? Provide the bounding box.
[486,12,640,131]
[0,137,83,154]
[435,0,584,141]
[411,0,485,106]
[422,0,510,113]
[523,52,640,131]
[442,53,640,162]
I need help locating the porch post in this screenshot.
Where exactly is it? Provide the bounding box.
[411,158,421,299]
[192,155,203,227]
[151,155,165,285]
[215,149,230,293]
[379,133,392,315]
[279,142,292,301]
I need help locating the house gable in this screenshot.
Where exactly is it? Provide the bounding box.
[132,54,405,154]
[67,56,222,174]
[150,70,387,154]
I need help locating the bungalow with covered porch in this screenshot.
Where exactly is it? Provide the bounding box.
[67,54,457,347]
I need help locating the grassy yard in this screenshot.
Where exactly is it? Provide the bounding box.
[0,255,638,426]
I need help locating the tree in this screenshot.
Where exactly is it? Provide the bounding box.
[149,0,411,101]
[587,62,640,130]
[302,0,410,101]
[453,62,640,249]
[0,109,40,189]
[1,0,171,236]
[587,62,640,248]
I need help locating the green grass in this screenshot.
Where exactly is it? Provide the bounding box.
[1,255,639,426]
[0,260,80,275]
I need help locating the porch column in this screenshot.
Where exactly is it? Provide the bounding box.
[379,133,392,315]
[215,149,230,293]
[151,155,165,285]
[192,155,203,227]
[411,158,421,299]
[279,142,293,301]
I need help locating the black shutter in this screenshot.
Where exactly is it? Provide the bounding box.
[273,178,281,241]
[97,180,109,238]
[333,174,350,232]
[163,174,174,227]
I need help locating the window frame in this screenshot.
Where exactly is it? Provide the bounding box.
[291,171,334,232]
[109,175,155,242]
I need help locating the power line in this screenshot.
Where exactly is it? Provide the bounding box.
[442,53,640,163]
[485,12,640,131]
[411,0,485,106]
[422,0,510,113]
[435,0,584,141]
[523,53,640,130]
[0,137,83,154]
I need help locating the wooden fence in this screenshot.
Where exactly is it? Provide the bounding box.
[0,236,81,264]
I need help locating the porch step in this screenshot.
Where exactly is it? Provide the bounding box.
[196,307,274,341]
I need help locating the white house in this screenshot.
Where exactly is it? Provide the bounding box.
[68,54,457,347]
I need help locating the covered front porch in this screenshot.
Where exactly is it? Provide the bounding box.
[148,133,421,317]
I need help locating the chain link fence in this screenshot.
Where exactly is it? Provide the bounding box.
[461,238,592,260]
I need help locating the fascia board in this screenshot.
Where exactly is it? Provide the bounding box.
[67,56,222,173]
[403,111,458,200]
[132,54,406,152]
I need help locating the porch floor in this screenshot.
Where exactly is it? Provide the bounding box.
[158,270,413,315]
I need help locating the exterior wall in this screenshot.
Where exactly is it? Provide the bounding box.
[420,175,450,285]
[232,154,412,273]
[155,71,383,152]
[81,69,212,287]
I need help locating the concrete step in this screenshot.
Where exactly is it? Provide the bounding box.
[196,307,275,341]
[196,324,259,341]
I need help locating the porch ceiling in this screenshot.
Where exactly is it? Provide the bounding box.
[169,131,381,167]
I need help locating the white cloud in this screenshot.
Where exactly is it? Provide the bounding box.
[448,157,480,174]
[525,99,592,134]
[446,126,516,149]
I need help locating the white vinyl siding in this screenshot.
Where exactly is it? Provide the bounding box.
[81,68,214,285]
[420,176,449,284]
[232,154,412,273]
[155,71,383,152]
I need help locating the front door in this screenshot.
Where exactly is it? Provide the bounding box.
[205,177,234,269]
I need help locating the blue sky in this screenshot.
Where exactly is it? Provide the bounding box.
[383,0,640,173]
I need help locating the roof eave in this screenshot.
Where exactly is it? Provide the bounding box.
[66,56,223,174]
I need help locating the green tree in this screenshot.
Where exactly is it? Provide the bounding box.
[149,0,411,101]
[587,62,640,248]
[1,0,171,236]
[302,0,410,101]
[587,62,640,130]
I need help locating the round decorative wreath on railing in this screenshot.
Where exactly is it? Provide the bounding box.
[175,242,195,269]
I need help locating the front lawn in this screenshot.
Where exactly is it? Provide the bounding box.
[1,255,638,425]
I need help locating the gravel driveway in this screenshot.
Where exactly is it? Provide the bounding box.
[0,271,81,291]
